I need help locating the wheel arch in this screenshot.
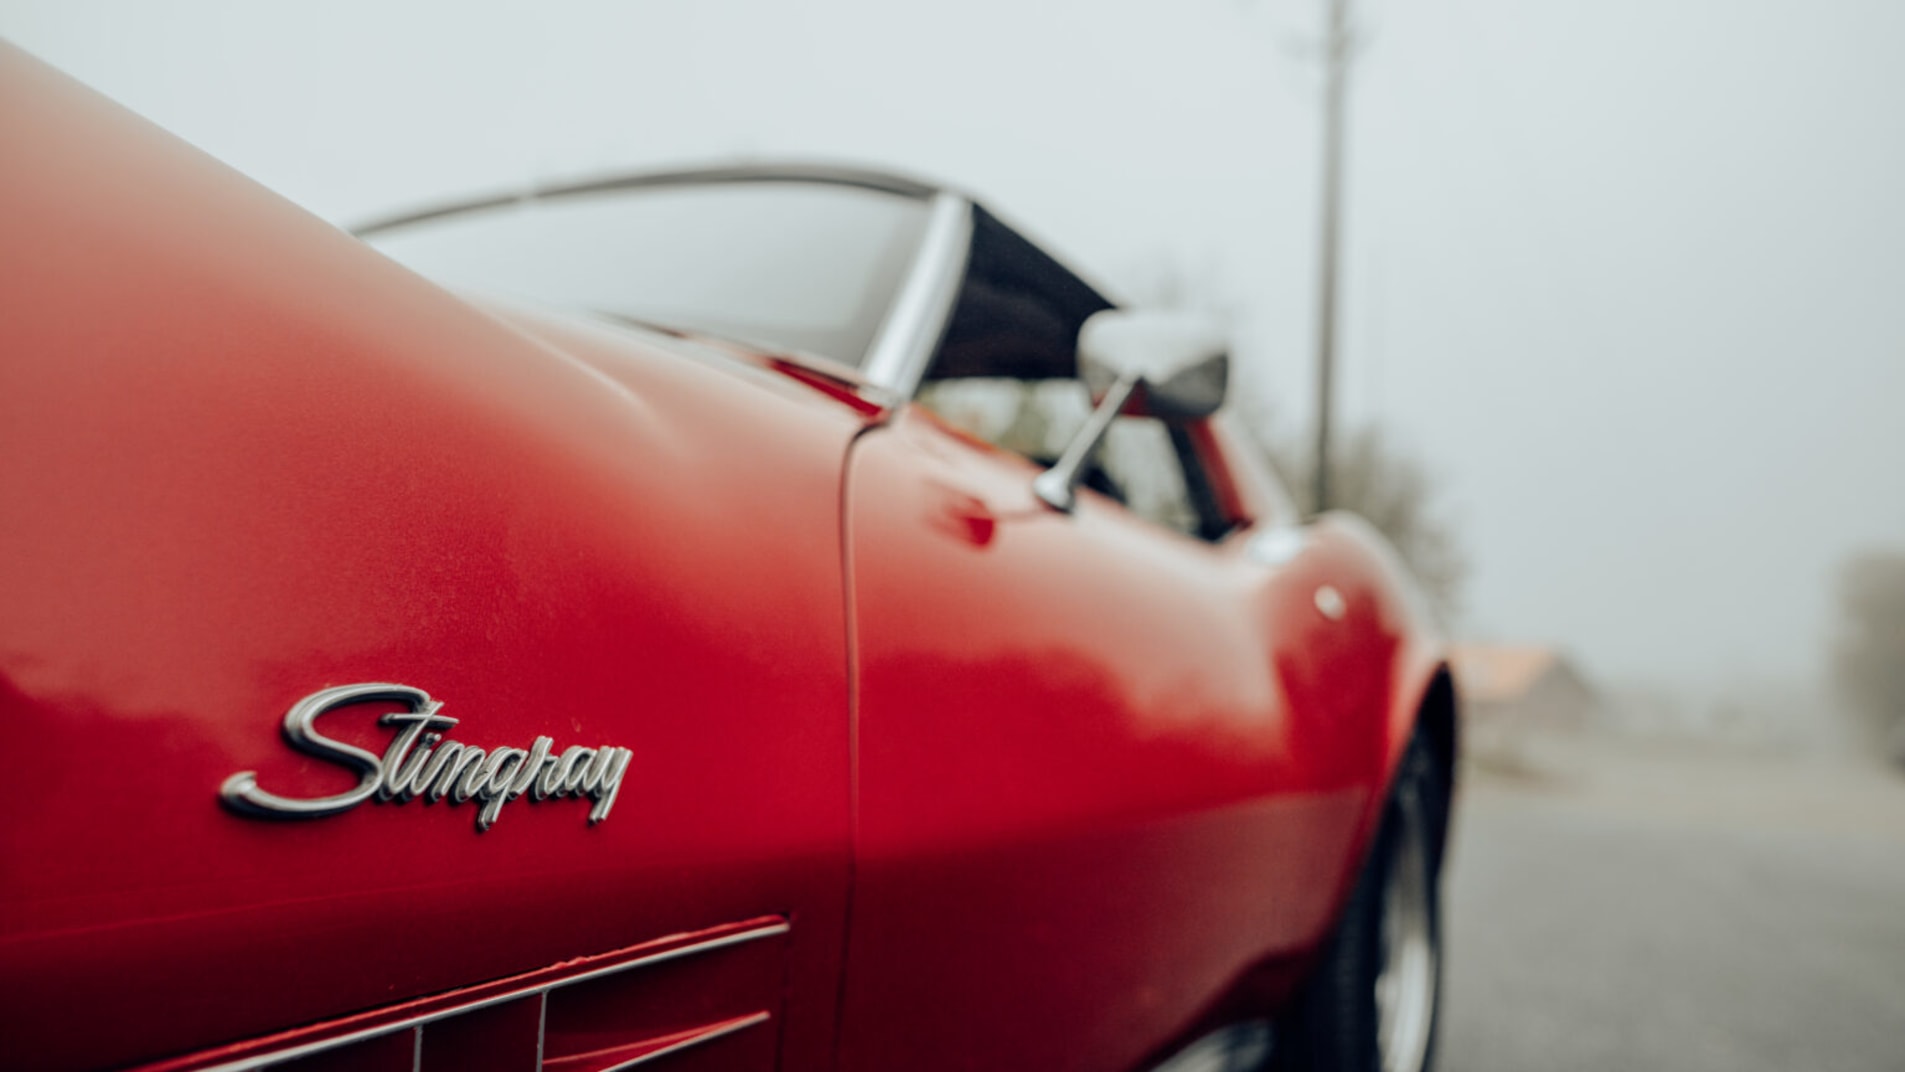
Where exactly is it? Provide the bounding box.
[1416,666,1458,804]
[1375,657,1457,866]
[1412,664,1459,863]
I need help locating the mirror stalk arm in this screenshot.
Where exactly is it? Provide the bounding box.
[1033,371,1140,514]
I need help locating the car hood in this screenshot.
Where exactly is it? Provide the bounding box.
[472,295,894,429]
[1,42,870,1070]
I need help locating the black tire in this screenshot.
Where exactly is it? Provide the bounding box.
[1272,732,1447,1072]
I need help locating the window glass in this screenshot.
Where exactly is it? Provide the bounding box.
[1101,418,1201,537]
[917,378,1087,461]
[915,379,1203,537]
[368,182,930,368]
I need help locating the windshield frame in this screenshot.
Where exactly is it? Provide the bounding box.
[355,165,974,401]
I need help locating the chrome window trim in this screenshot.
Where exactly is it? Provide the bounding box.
[184,920,790,1072]
[597,1011,773,1071]
[355,166,970,403]
[353,162,945,238]
[860,191,972,401]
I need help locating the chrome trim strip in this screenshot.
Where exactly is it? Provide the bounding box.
[861,191,972,400]
[535,920,789,993]
[189,1027,417,1070]
[186,920,790,1072]
[596,1011,772,1071]
[535,991,548,1071]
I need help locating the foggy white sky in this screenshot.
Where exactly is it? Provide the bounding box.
[6,0,1903,702]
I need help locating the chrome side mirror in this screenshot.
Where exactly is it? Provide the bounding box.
[1033,310,1229,513]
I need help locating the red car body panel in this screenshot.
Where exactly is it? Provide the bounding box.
[0,46,865,1072]
[837,410,1417,1071]
[0,43,1453,1072]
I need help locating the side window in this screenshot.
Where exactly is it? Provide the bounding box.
[914,379,1223,541]
[1100,418,1202,537]
[914,378,1087,460]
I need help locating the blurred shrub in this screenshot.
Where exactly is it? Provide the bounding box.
[1254,424,1468,622]
[1832,551,1905,767]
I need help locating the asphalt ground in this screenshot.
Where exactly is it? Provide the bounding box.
[1438,739,1905,1072]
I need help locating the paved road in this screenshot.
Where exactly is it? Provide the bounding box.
[1439,742,1905,1072]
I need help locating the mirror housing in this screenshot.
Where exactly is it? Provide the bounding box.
[1033,310,1231,513]
[1078,310,1229,421]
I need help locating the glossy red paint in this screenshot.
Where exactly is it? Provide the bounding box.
[0,46,859,1072]
[0,42,1453,1072]
[834,408,1419,1070]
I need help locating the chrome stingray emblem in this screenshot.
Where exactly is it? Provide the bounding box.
[220,683,632,833]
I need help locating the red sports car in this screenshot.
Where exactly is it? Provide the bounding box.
[0,43,1457,1072]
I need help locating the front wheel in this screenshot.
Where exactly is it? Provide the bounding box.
[1273,732,1447,1072]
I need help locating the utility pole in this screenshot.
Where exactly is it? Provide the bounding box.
[1312,0,1353,513]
